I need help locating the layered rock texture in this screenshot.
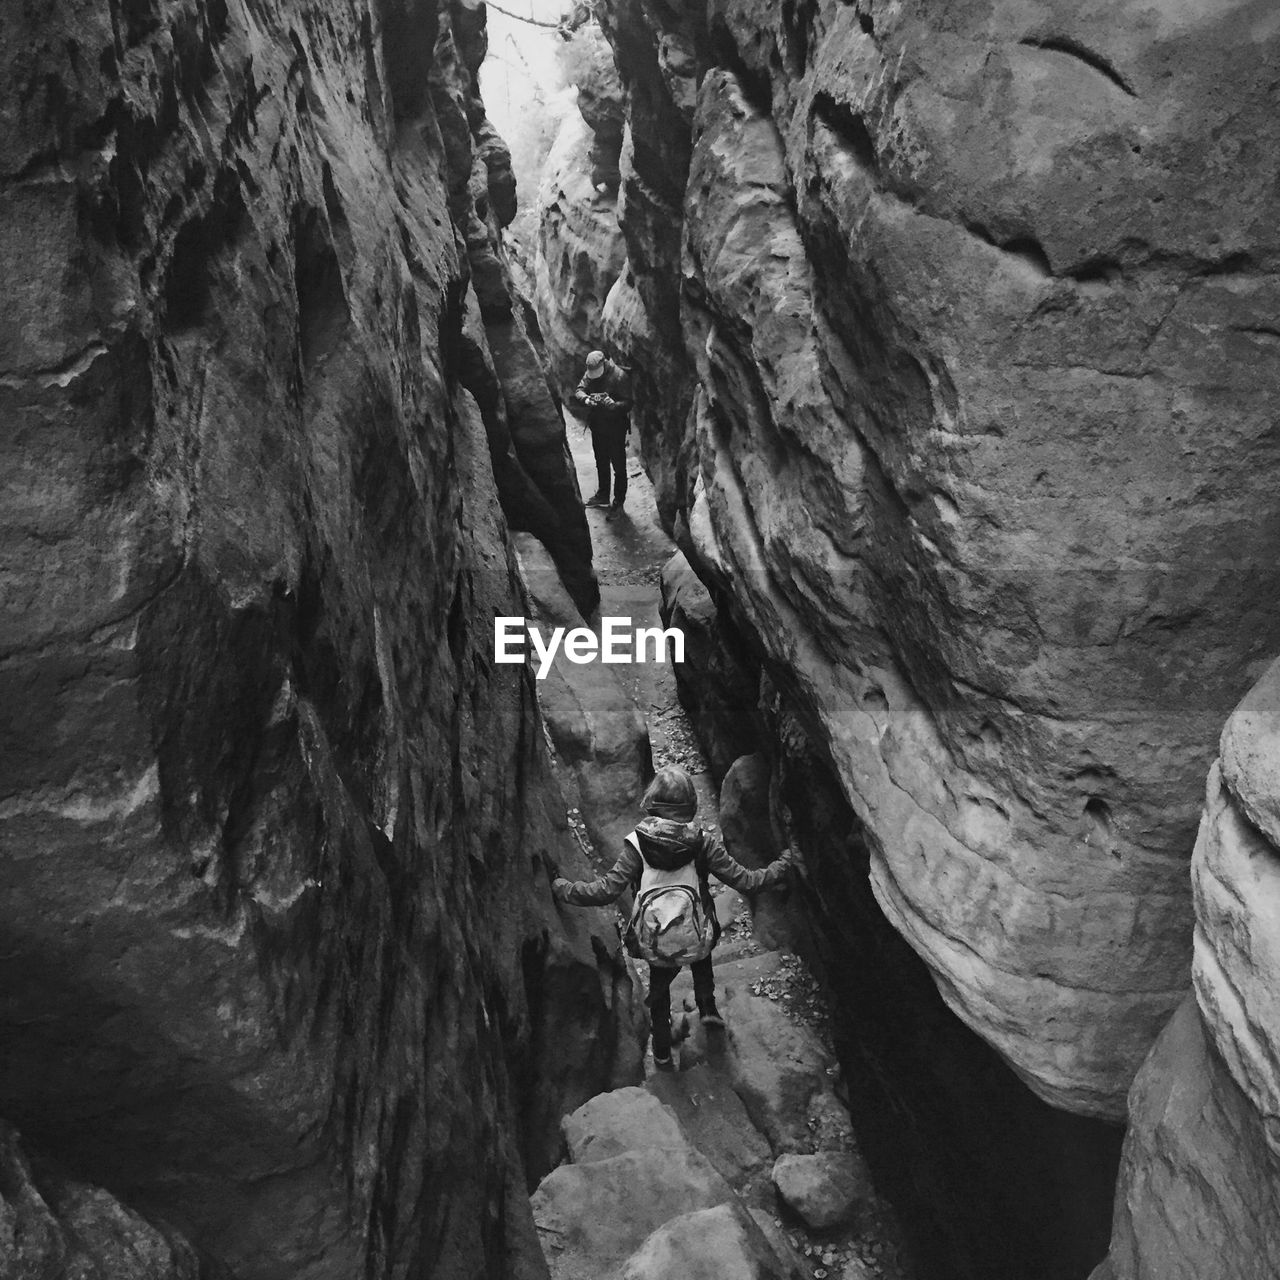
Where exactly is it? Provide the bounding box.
[535,1,1280,1273]
[0,1122,205,1280]
[0,1,630,1277]
[1094,659,1280,1280]
[534,27,626,394]
[576,0,1280,1124]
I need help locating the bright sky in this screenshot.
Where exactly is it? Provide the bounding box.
[477,0,571,146]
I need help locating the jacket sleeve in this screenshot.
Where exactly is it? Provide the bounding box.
[569,378,595,415]
[552,844,642,906]
[606,368,633,410]
[702,831,793,894]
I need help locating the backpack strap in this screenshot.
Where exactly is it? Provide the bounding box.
[694,831,710,885]
[624,830,647,891]
[695,831,722,948]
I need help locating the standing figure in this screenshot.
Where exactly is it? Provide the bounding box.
[551,765,798,1069]
[570,349,633,517]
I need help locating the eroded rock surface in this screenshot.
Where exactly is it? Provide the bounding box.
[0,1123,204,1280]
[772,1151,875,1232]
[584,0,1280,1123]
[535,112,627,394]
[0,1,621,1276]
[533,960,908,1280]
[532,1144,734,1280]
[1094,997,1280,1280]
[1096,658,1280,1279]
[533,22,627,396]
[1198,655,1280,1144]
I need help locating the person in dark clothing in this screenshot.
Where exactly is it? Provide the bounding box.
[552,765,797,1069]
[569,349,632,517]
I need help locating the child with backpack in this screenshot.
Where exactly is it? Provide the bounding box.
[551,765,798,1069]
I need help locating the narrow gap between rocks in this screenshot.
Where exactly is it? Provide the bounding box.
[520,414,913,1280]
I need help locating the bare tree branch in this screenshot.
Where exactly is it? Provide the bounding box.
[482,0,570,32]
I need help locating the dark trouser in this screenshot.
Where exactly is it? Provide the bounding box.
[591,421,628,506]
[648,955,715,1058]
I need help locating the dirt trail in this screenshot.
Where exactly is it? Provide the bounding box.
[565,417,714,802]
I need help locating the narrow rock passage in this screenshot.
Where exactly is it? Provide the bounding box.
[564,411,714,804]
[528,417,913,1280]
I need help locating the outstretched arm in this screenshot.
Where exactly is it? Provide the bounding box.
[703,831,794,894]
[552,843,642,906]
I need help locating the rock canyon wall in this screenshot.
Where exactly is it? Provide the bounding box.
[0,1,634,1276]
[533,23,626,396]
[539,0,1280,1274]
[1095,659,1280,1280]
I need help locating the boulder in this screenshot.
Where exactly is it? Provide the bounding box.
[562,1087,686,1164]
[618,1203,789,1280]
[771,1151,875,1232]
[839,1261,878,1280]
[531,1146,733,1280]
[645,1062,773,1190]
[720,755,775,871]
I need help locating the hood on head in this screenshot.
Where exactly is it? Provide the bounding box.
[633,816,700,871]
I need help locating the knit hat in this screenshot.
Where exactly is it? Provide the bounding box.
[641,765,698,823]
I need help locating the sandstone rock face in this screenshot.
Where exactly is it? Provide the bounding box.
[0,1123,203,1280]
[772,722,1124,1280]
[535,113,627,394]
[588,0,1280,1121]
[563,21,626,193]
[533,22,628,397]
[0,2,620,1277]
[719,754,774,870]
[1097,659,1280,1279]
[1096,998,1280,1280]
[719,753,793,947]
[514,532,649,858]
[658,550,759,781]
[1198,656,1280,1147]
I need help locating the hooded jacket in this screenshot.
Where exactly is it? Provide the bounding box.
[569,359,632,432]
[552,819,794,907]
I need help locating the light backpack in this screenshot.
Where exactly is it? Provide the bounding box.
[624,830,717,966]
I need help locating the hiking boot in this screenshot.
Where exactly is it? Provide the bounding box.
[584,491,609,508]
[653,1052,675,1071]
[606,501,624,521]
[698,999,725,1030]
